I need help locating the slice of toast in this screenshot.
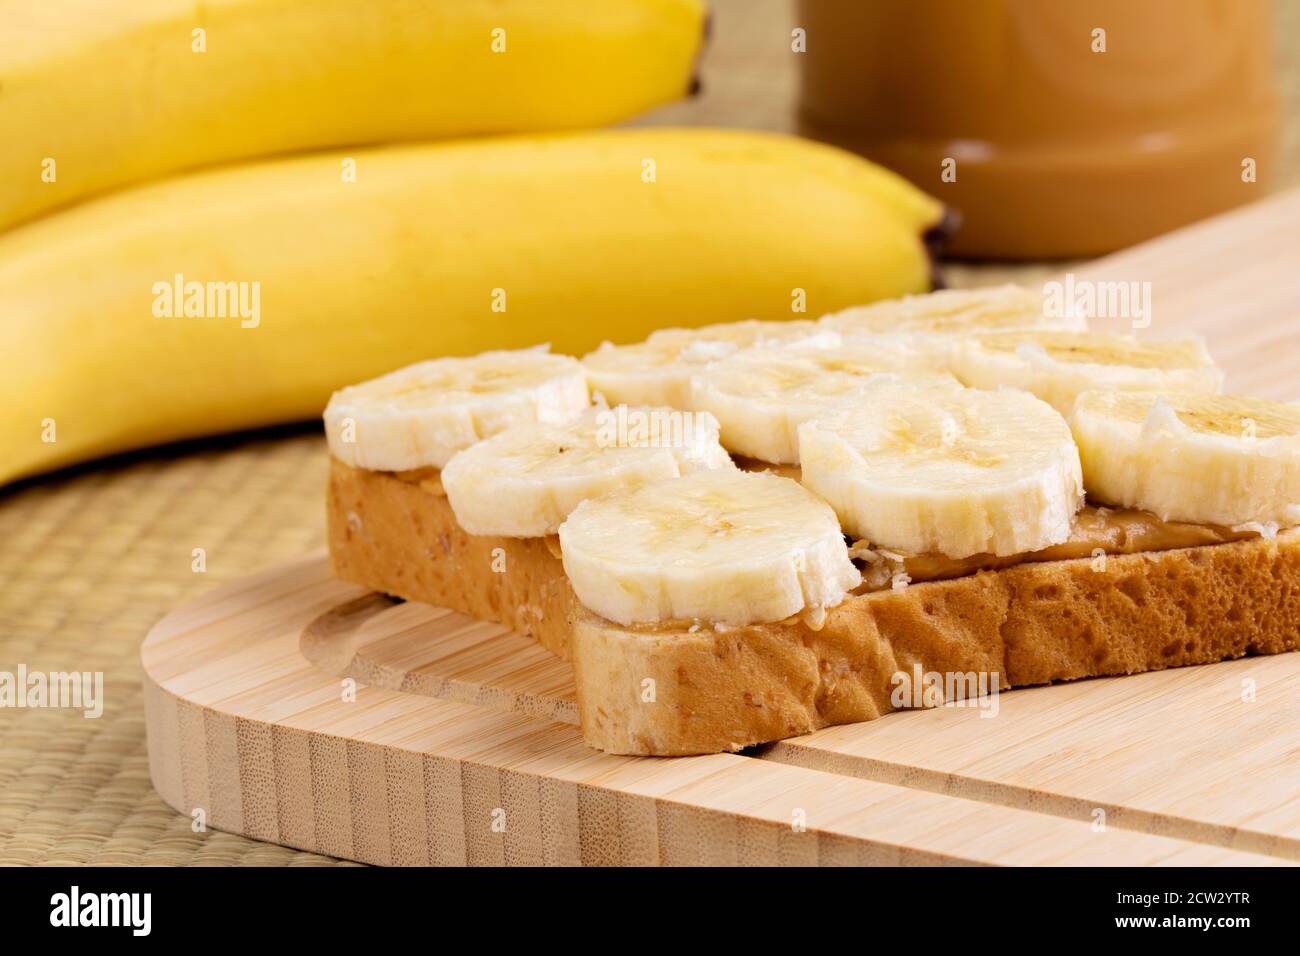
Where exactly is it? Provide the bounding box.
[328,459,1300,755]
[328,461,579,660]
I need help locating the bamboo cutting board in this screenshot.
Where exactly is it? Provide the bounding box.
[142,191,1300,865]
[142,553,1290,865]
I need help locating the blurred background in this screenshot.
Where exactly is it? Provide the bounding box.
[0,0,1296,865]
[642,0,1296,270]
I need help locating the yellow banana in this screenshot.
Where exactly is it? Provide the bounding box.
[0,0,705,232]
[0,128,944,484]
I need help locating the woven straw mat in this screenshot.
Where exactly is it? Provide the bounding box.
[2,0,1298,866]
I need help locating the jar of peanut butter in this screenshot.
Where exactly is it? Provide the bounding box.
[797,0,1281,258]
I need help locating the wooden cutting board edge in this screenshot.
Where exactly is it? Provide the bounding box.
[141,553,1289,866]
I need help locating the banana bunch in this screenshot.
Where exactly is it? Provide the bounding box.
[0,0,707,232]
[3,0,954,484]
[1,129,945,485]
[320,285,1300,628]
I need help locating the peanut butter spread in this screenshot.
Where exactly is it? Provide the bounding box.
[855,505,1255,591]
[394,466,444,496]
[388,459,1261,592]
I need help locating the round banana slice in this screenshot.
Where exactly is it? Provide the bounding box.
[442,406,735,537]
[323,349,588,471]
[951,330,1223,415]
[690,337,958,464]
[644,318,826,346]
[558,469,861,627]
[820,285,1087,336]
[1071,390,1300,528]
[581,319,837,409]
[799,383,1084,558]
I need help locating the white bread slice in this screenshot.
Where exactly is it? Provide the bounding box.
[327,459,1300,755]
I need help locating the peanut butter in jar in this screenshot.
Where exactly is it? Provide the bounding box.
[797,0,1281,258]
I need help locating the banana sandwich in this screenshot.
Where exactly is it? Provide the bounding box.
[324,286,1300,755]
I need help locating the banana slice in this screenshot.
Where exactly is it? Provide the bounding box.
[442,405,734,537]
[951,331,1223,415]
[581,319,837,409]
[558,469,861,627]
[1071,390,1300,528]
[820,284,1087,336]
[642,318,836,348]
[799,383,1083,558]
[690,337,958,464]
[324,349,588,471]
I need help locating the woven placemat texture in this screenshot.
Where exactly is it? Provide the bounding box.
[1,0,1297,867]
[0,431,358,865]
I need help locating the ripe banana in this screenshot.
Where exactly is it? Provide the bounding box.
[0,0,707,232]
[798,383,1084,558]
[442,405,734,537]
[582,320,838,409]
[558,469,861,626]
[1071,390,1300,528]
[689,336,957,463]
[0,128,944,485]
[950,331,1223,415]
[323,350,588,472]
[820,285,1087,336]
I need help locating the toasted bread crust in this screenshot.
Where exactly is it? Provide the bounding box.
[328,460,576,659]
[328,460,1300,755]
